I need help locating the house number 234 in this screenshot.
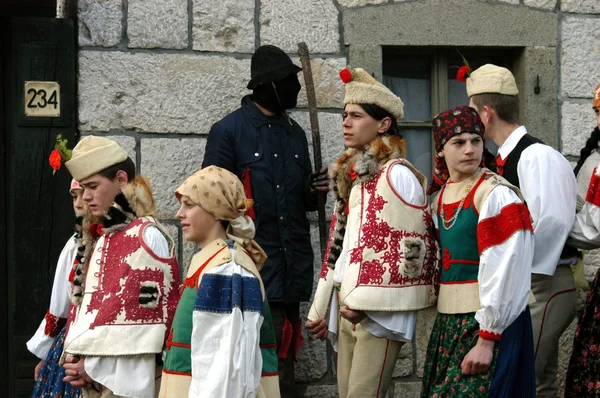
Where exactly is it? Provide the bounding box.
[24,81,61,117]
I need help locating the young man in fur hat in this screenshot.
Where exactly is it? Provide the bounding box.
[60,136,180,398]
[159,166,280,398]
[466,64,578,397]
[306,67,440,398]
[202,44,329,393]
[421,105,535,397]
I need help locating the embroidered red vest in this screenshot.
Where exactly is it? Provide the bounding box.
[64,216,180,357]
[309,160,440,319]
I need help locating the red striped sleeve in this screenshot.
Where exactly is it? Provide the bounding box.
[586,169,600,207]
[477,202,533,254]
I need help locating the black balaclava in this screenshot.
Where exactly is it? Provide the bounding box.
[252,73,301,115]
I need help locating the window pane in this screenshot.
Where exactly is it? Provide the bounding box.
[402,128,432,183]
[383,54,431,121]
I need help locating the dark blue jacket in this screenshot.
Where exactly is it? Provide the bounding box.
[202,96,318,303]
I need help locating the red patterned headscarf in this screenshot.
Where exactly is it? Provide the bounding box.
[427,105,496,195]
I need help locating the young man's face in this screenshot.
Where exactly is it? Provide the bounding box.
[176,196,218,244]
[80,174,122,217]
[70,189,85,217]
[342,103,388,150]
[441,132,483,182]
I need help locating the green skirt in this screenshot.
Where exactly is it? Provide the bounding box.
[421,312,498,397]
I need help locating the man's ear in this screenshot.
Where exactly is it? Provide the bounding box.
[482,105,493,124]
[116,170,129,188]
[377,117,392,134]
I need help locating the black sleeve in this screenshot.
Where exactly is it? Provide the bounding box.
[202,122,236,173]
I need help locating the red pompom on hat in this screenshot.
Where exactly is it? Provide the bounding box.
[339,68,353,83]
[456,66,471,83]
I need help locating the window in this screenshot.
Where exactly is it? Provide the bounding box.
[382,47,516,182]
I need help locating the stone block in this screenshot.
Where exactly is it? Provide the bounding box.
[338,0,387,7]
[497,0,520,4]
[557,318,577,396]
[561,102,597,156]
[349,45,383,81]
[78,51,250,134]
[415,306,437,377]
[343,0,557,47]
[290,111,345,171]
[140,137,206,219]
[524,0,556,10]
[128,0,188,49]
[392,342,413,378]
[562,0,600,14]
[78,0,122,47]
[304,384,338,398]
[296,302,328,382]
[296,57,346,109]
[561,16,600,98]
[260,0,340,53]
[192,0,254,52]
[514,46,559,149]
[393,381,422,398]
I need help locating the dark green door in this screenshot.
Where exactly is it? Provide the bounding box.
[1,16,76,396]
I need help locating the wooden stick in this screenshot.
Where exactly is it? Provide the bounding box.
[297,42,327,257]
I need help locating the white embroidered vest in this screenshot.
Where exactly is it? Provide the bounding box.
[64,216,179,357]
[309,160,439,319]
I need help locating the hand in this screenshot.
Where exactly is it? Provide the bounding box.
[309,166,330,193]
[63,356,93,388]
[339,305,367,324]
[306,318,328,340]
[461,337,495,375]
[34,360,44,379]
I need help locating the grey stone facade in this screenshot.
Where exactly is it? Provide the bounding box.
[72,0,599,396]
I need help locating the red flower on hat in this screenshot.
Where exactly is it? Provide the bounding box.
[49,149,64,171]
[339,68,353,83]
[48,134,72,175]
[456,66,471,83]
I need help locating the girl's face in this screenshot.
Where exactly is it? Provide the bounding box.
[342,104,390,150]
[176,195,219,244]
[594,107,600,130]
[441,133,483,182]
[71,189,85,217]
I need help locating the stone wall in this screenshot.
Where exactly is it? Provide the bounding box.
[73,0,599,396]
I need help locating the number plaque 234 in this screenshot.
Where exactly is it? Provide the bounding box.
[24,81,60,117]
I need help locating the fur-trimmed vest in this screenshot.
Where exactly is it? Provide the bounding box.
[63,176,180,357]
[308,136,440,320]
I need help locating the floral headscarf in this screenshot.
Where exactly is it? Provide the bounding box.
[427,105,496,195]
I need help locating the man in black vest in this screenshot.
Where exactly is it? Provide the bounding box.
[467,64,578,398]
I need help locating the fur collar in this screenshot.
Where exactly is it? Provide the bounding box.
[330,135,406,202]
[325,135,406,270]
[71,176,157,306]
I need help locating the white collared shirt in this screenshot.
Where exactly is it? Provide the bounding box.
[498,126,577,275]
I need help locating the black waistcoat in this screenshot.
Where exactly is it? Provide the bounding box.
[502,133,579,259]
[502,134,543,188]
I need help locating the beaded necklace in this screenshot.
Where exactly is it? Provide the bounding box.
[439,169,480,230]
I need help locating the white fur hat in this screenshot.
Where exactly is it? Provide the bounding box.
[340,67,404,120]
[65,136,128,181]
[466,64,519,97]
